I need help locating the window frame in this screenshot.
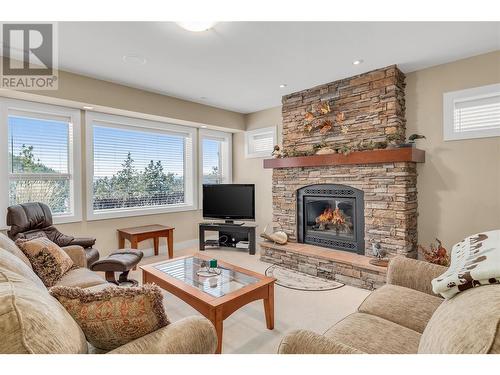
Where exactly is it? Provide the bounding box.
[244,126,276,158]
[0,98,82,227]
[443,83,500,141]
[199,128,233,187]
[85,111,198,221]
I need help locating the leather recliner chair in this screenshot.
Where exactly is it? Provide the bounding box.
[6,202,100,267]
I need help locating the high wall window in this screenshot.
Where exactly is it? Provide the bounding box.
[244,126,276,158]
[444,83,500,141]
[200,129,232,185]
[86,112,197,220]
[0,99,81,226]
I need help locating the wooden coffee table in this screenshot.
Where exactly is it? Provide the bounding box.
[141,254,275,354]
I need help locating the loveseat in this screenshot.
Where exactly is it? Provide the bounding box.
[0,233,218,354]
[279,256,500,354]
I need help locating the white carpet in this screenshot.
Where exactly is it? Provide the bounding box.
[130,246,370,354]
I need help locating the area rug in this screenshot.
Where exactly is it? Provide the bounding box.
[265,265,344,291]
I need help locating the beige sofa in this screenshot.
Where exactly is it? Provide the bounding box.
[279,256,500,354]
[0,233,217,354]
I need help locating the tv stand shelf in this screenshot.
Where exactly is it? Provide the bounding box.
[199,222,257,255]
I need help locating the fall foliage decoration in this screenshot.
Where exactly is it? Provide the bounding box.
[319,102,331,115]
[418,238,450,266]
[304,112,315,122]
[319,120,333,134]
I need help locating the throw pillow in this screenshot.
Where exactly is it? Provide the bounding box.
[49,284,170,351]
[16,236,74,287]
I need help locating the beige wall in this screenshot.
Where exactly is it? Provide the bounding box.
[232,107,282,233]
[233,51,500,252]
[1,66,245,257]
[406,51,500,248]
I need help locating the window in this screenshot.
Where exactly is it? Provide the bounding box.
[200,129,232,185]
[244,126,276,158]
[86,112,196,220]
[0,99,81,226]
[444,83,500,141]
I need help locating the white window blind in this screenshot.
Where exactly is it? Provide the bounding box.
[8,114,71,214]
[444,83,500,141]
[454,94,500,132]
[92,124,187,212]
[245,126,276,158]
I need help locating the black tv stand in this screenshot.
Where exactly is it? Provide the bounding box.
[199,222,257,255]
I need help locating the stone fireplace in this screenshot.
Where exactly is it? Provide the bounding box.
[297,183,364,254]
[260,65,424,290]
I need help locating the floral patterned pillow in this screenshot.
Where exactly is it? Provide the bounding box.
[16,236,74,287]
[49,284,169,351]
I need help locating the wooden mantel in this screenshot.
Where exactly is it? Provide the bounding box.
[263,147,425,169]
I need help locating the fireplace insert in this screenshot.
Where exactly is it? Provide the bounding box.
[297,184,364,254]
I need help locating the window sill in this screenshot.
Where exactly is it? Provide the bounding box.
[86,203,198,221]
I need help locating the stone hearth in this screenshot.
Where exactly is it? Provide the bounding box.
[260,242,386,290]
[260,65,422,288]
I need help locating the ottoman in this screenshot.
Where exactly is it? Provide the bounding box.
[90,250,144,286]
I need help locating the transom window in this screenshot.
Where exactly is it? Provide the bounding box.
[444,83,500,141]
[0,99,81,226]
[244,126,276,158]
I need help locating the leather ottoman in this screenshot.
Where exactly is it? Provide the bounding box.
[90,250,144,286]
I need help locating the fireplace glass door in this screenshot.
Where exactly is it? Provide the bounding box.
[296,184,364,254]
[304,197,356,241]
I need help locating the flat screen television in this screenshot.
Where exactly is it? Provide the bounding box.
[203,184,255,223]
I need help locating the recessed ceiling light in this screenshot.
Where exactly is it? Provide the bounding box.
[176,22,217,32]
[279,84,287,88]
[122,54,147,65]
[353,59,364,65]
[82,105,94,110]
[201,125,208,128]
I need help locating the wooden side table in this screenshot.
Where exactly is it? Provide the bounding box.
[117,225,175,259]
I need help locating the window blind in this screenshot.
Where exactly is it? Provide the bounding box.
[8,115,71,214]
[245,127,276,158]
[454,93,500,133]
[92,124,187,211]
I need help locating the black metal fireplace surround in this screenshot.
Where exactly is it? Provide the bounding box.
[297,184,364,254]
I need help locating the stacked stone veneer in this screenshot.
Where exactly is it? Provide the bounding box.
[273,163,418,257]
[270,65,419,258]
[282,65,406,152]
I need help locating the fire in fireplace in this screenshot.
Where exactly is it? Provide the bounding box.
[297,184,364,254]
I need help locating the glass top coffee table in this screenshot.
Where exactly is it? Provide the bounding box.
[140,254,275,354]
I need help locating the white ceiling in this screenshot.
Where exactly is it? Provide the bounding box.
[55,22,500,113]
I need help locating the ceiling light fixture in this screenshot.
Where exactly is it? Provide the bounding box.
[122,54,147,65]
[82,105,94,110]
[353,59,364,65]
[279,84,287,88]
[201,125,208,128]
[176,22,217,32]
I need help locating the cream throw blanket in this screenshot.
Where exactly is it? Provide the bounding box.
[432,229,500,299]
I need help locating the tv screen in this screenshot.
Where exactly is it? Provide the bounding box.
[203,184,255,221]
